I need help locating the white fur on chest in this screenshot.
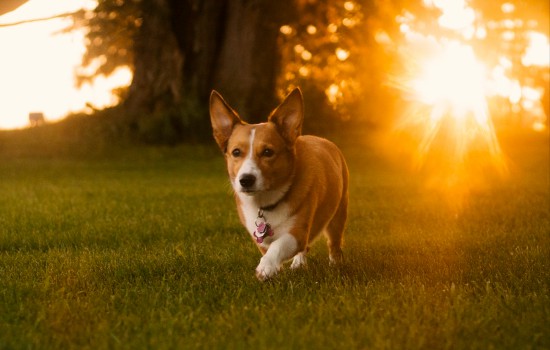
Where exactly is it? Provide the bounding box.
[237,194,295,249]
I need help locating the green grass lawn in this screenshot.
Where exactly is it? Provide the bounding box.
[0,129,548,349]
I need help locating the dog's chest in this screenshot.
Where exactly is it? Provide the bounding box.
[238,200,294,248]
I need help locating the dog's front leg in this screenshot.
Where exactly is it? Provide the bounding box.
[255,233,298,281]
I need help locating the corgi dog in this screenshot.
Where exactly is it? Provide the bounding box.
[210,88,349,281]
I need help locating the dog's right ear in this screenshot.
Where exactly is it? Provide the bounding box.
[210,90,243,152]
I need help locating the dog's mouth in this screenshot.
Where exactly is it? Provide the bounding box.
[240,188,259,195]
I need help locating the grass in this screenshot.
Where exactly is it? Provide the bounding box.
[0,127,548,349]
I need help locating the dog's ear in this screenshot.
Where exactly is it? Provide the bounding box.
[210,90,244,152]
[268,88,304,146]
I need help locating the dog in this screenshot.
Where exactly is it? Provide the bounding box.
[210,88,349,280]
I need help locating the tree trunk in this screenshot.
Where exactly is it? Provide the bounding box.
[125,0,183,117]
[174,0,294,121]
[125,0,293,136]
[211,0,292,122]
[170,0,227,106]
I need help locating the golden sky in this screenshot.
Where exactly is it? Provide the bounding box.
[0,0,131,129]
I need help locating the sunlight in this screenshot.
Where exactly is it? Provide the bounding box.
[0,0,132,129]
[336,48,350,61]
[395,0,549,178]
[326,84,342,104]
[522,31,550,67]
[404,40,505,172]
[389,0,533,203]
[412,42,486,121]
[435,0,475,33]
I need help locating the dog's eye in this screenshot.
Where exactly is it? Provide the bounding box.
[262,148,274,157]
[231,148,242,157]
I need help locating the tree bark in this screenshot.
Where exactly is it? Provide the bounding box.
[212,0,291,122]
[125,0,183,117]
[125,0,293,130]
[169,0,227,107]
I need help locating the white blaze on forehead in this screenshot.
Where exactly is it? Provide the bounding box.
[235,128,264,191]
[243,128,256,171]
[247,128,256,159]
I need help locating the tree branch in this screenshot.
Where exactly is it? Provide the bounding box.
[0,11,81,28]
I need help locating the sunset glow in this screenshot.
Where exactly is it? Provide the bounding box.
[393,0,549,181]
[405,0,549,134]
[0,0,132,130]
[412,42,487,119]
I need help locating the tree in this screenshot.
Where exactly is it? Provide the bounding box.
[274,0,436,132]
[74,0,294,142]
[77,0,436,141]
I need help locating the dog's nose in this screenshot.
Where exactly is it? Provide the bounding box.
[239,174,256,188]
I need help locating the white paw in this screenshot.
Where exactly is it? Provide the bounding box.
[329,253,343,266]
[255,259,280,281]
[290,252,307,270]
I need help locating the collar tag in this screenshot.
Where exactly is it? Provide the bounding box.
[253,209,274,243]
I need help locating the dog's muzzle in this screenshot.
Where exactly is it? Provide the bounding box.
[239,173,256,191]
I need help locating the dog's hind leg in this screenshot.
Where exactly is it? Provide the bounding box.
[325,194,348,265]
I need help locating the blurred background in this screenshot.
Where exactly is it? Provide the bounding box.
[0,0,548,145]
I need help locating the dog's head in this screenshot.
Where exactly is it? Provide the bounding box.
[210,88,303,196]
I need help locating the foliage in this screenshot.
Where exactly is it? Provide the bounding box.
[0,132,548,349]
[471,0,550,123]
[68,0,548,142]
[277,0,435,125]
[69,0,438,135]
[71,0,141,86]
[133,96,210,145]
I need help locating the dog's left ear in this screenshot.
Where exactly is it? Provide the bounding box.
[268,88,304,145]
[210,90,244,152]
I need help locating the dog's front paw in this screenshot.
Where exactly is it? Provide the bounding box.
[290,252,307,270]
[255,259,280,281]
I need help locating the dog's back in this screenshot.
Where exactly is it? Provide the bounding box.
[288,135,348,260]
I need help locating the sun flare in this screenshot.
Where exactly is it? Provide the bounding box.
[393,0,548,183]
[412,42,487,122]
[397,39,506,174]
[386,0,549,203]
